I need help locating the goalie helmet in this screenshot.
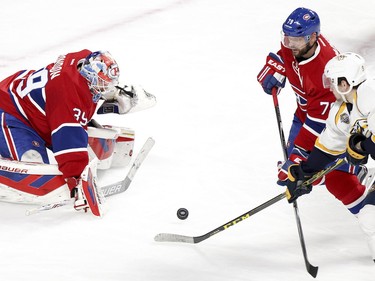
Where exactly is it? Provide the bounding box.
[281,7,320,49]
[79,51,120,103]
[323,52,367,98]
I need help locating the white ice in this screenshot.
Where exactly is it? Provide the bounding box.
[0,0,375,280]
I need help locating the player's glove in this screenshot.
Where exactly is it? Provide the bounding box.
[98,85,138,114]
[285,164,314,203]
[257,52,286,95]
[277,147,309,186]
[346,133,369,165]
[98,85,156,114]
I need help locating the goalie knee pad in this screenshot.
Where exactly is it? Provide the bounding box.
[20,149,44,163]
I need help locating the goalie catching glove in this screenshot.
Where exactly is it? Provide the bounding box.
[98,84,156,114]
[285,164,314,203]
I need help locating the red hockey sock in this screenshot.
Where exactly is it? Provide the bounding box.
[325,170,366,207]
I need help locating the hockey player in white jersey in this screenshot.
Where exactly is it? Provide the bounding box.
[284,52,375,262]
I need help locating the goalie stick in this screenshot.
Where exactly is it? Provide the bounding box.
[25,137,155,215]
[154,158,345,244]
[101,137,155,197]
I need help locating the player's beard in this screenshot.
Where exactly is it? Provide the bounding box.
[292,41,316,59]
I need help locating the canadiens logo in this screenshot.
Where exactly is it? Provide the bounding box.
[32,141,40,147]
[303,14,311,21]
[340,113,350,124]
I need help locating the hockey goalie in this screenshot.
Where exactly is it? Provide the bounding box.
[0,50,156,216]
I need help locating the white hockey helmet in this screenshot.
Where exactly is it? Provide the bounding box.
[79,51,120,103]
[323,52,367,98]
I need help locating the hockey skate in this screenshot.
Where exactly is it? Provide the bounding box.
[358,184,375,262]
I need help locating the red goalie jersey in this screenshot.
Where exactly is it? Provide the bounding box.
[0,49,96,179]
[278,35,339,152]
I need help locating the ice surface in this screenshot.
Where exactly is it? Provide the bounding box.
[0,0,375,280]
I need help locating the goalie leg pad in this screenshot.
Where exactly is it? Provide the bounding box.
[0,157,66,197]
[87,126,135,169]
[87,126,119,170]
[0,182,70,205]
[80,158,106,216]
[108,126,135,168]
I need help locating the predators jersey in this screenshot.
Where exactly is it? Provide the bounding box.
[315,78,375,155]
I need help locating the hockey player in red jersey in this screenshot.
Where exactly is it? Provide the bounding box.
[0,49,155,215]
[257,7,369,249]
[285,52,375,262]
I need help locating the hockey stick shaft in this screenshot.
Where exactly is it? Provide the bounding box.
[271,88,318,278]
[154,158,344,244]
[271,88,288,160]
[155,192,287,243]
[25,137,155,215]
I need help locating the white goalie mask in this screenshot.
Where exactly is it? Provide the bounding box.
[322,52,367,100]
[79,51,120,103]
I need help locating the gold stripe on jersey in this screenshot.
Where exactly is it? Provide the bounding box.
[335,102,348,125]
[314,138,345,156]
[352,91,364,115]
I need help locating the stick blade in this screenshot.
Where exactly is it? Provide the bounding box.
[154,233,195,243]
[307,264,318,278]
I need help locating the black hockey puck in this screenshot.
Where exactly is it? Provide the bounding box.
[177,208,189,220]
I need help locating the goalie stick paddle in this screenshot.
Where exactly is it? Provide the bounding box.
[25,137,155,216]
[101,137,155,197]
[154,158,345,244]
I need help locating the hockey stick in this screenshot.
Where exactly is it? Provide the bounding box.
[154,158,345,244]
[101,137,155,197]
[25,137,155,215]
[271,88,318,278]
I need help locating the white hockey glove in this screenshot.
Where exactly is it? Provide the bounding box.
[98,85,156,114]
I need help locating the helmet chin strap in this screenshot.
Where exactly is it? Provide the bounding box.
[337,86,354,103]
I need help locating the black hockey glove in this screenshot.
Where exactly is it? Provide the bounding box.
[346,133,368,165]
[286,164,313,203]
